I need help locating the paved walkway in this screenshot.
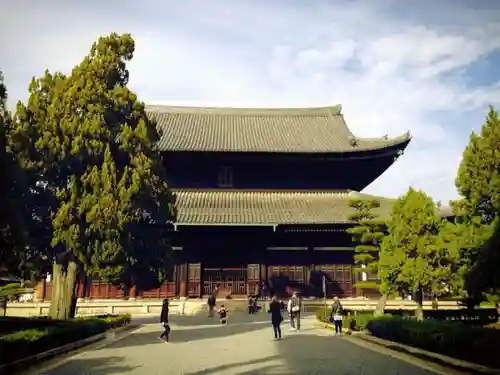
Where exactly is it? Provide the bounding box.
[42,314,441,375]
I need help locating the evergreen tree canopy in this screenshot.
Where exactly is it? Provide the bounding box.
[0,71,43,281]
[455,106,500,225]
[346,199,385,290]
[467,219,500,304]
[8,33,175,318]
[453,106,500,302]
[379,187,459,308]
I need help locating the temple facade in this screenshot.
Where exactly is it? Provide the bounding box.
[38,104,414,301]
[154,104,411,299]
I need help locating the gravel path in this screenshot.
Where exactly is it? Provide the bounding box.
[42,314,440,375]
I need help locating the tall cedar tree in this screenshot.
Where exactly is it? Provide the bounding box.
[454,106,500,303]
[379,187,459,320]
[346,199,388,316]
[8,33,175,319]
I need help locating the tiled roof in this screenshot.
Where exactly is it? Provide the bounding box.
[147,105,411,153]
[173,189,394,225]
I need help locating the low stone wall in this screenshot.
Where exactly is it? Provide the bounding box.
[6,299,181,317]
[304,299,461,312]
[5,298,461,318]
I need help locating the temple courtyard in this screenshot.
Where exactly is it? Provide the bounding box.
[38,314,451,375]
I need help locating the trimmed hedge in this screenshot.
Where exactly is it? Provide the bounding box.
[367,316,500,369]
[315,307,375,331]
[315,306,498,329]
[0,316,71,335]
[0,314,131,365]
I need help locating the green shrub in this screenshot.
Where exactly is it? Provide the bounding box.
[315,307,331,323]
[0,314,130,365]
[345,312,375,331]
[367,316,500,369]
[315,307,375,331]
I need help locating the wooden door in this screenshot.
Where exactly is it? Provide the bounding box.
[315,264,353,297]
[188,263,201,297]
[247,264,260,296]
[267,265,305,297]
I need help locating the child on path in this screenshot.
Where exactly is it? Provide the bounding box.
[218,304,228,324]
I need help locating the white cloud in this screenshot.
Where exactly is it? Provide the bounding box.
[1,0,500,204]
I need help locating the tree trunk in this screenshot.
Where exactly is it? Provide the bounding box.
[432,294,439,310]
[0,297,6,317]
[414,286,424,321]
[48,261,78,320]
[374,293,388,317]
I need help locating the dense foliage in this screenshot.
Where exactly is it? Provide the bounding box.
[4,33,176,319]
[379,188,461,319]
[0,314,130,367]
[367,315,500,369]
[0,71,41,282]
[453,106,500,305]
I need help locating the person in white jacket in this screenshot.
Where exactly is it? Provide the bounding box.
[287,298,295,330]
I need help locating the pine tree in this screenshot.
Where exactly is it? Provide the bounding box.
[346,199,385,288]
[379,187,458,320]
[8,33,175,319]
[347,198,387,316]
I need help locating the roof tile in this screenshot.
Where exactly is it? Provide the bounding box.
[147,105,411,153]
[173,189,393,225]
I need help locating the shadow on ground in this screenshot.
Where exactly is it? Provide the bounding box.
[181,332,437,375]
[161,311,315,327]
[42,356,139,375]
[110,320,272,347]
[46,314,437,375]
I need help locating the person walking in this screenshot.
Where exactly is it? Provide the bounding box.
[287,297,295,330]
[159,298,170,342]
[207,293,216,317]
[290,291,302,331]
[330,296,344,336]
[248,295,255,314]
[269,296,283,340]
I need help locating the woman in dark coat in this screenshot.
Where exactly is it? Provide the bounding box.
[159,298,170,342]
[269,296,283,340]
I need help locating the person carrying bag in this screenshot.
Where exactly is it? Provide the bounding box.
[330,296,344,336]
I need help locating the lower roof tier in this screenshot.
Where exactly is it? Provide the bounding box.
[173,189,453,226]
[173,189,391,226]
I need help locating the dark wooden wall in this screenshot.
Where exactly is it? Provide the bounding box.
[162,147,405,191]
[32,226,365,300]
[172,226,359,298]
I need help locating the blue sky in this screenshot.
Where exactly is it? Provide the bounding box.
[1,0,500,204]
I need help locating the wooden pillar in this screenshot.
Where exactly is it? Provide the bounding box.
[178,262,188,298]
[34,279,46,301]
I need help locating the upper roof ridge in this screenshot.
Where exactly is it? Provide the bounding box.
[145,104,343,117]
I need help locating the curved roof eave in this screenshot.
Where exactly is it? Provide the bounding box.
[347,131,412,153]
